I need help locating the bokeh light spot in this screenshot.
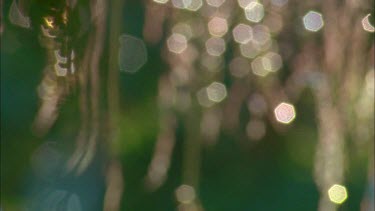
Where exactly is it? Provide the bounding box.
[208,17,228,37]
[244,2,264,23]
[205,37,226,56]
[240,42,259,58]
[176,185,196,204]
[173,23,193,40]
[274,102,296,124]
[167,33,188,54]
[361,14,375,33]
[197,88,215,107]
[261,52,282,72]
[207,82,227,103]
[233,23,253,44]
[303,11,324,32]
[328,184,348,204]
[251,57,269,77]
[252,25,271,46]
[118,34,148,73]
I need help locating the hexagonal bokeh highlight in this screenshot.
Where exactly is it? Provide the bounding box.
[205,37,226,56]
[118,34,148,73]
[261,52,283,72]
[328,184,348,204]
[252,24,271,45]
[240,42,259,59]
[244,2,264,23]
[206,82,227,103]
[232,23,253,44]
[251,56,269,77]
[274,102,296,124]
[197,87,215,107]
[303,11,324,32]
[208,17,228,37]
[167,33,188,54]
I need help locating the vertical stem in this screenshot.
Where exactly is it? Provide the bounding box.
[107,0,125,149]
[103,1,126,211]
[182,108,202,188]
[313,77,345,211]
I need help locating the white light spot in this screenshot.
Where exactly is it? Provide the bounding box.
[274,102,296,124]
[244,2,264,23]
[303,11,324,32]
[206,82,227,103]
[328,184,348,204]
[361,14,375,33]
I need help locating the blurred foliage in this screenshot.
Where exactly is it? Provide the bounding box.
[1,0,373,210]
